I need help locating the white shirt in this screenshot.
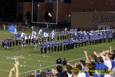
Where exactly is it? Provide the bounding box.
[24,35,27,40]
[104,59,112,70]
[21,32,25,38]
[67,72,72,77]
[32,31,37,36]
[112,67,115,77]
[38,29,42,35]
[77,72,86,77]
[104,74,111,77]
[43,32,49,38]
[51,31,56,39]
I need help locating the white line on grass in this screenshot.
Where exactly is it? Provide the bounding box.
[0,69,9,72]
[0,57,85,75]
[19,57,85,75]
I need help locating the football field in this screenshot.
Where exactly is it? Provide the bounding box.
[0,31,115,77]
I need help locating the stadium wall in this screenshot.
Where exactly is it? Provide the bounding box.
[71,12,115,29]
[72,0,115,12]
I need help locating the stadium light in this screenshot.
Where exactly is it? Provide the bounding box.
[48,12,52,17]
[37,4,40,8]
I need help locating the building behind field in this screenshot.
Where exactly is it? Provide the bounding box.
[16,0,115,29]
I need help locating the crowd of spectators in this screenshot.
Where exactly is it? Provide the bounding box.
[27,47,115,77]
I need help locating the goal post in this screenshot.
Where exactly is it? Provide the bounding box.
[31,0,59,25]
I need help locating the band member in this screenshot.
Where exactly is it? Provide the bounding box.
[20,32,26,47]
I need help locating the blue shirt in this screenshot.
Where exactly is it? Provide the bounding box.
[85,72,89,77]
[36,73,40,77]
[95,62,108,77]
[112,60,115,69]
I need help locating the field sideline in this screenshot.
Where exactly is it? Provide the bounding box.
[0,31,115,77]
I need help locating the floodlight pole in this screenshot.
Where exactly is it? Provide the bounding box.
[56,0,59,24]
[31,0,34,23]
[46,23,49,29]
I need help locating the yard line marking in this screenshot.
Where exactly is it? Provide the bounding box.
[19,57,85,75]
[0,69,9,72]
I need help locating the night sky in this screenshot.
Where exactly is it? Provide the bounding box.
[0,0,17,21]
[0,0,45,21]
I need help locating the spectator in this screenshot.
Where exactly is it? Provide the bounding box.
[46,69,53,77]
[36,70,40,77]
[40,71,47,77]
[65,65,73,77]
[72,67,79,77]
[76,64,88,77]
[112,67,115,77]
[56,58,62,66]
[94,56,108,77]
[56,65,63,77]
[63,58,67,66]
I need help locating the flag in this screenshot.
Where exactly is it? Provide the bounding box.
[8,24,17,34]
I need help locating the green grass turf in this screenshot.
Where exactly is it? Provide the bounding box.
[0,31,32,40]
[0,31,13,39]
[0,31,115,77]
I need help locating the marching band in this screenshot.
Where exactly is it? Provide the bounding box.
[1,28,114,54]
